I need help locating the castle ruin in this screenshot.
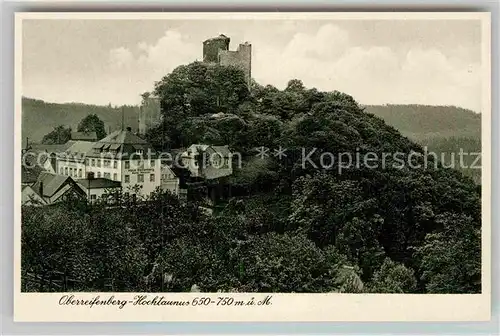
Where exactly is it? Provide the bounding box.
[138,93,161,136]
[138,35,252,135]
[203,34,252,88]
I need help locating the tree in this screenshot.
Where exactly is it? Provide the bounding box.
[41,125,72,144]
[77,114,107,139]
[367,258,417,293]
[285,79,306,93]
[232,232,345,292]
[416,213,481,293]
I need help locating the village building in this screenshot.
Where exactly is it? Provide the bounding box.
[23,172,87,206]
[181,144,233,180]
[56,127,180,199]
[21,184,46,206]
[70,131,98,142]
[76,173,122,203]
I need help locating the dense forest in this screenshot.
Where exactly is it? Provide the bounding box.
[21,98,139,147]
[22,62,482,294]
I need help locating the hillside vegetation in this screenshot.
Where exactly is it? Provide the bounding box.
[363,104,481,141]
[21,98,139,146]
[22,62,482,294]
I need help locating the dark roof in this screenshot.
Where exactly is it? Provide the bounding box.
[96,129,149,145]
[31,172,72,197]
[211,145,231,157]
[77,178,122,190]
[89,129,155,157]
[71,132,97,141]
[60,141,95,159]
[30,142,75,153]
[188,144,232,157]
[21,164,44,184]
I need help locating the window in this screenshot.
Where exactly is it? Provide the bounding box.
[104,172,110,179]
[150,160,155,168]
[86,159,90,166]
[113,160,117,168]
[124,175,130,183]
[113,173,117,180]
[60,168,63,174]
[97,172,101,178]
[96,159,101,167]
[138,174,144,183]
[137,149,143,154]
[91,194,97,201]
[91,159,95,167]
[64,167,68,175]
[150,174,155,182]
[78,169,82,178]
[69,168,73,176]
[104,160,110,167]
[125,161,130,169]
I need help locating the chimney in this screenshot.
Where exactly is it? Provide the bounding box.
[39,181,43,196]
[87,172,95,180]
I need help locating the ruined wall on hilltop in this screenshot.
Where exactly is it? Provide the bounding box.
[203,35,230,63]
[218,42,252,88]
[138,95,161,136]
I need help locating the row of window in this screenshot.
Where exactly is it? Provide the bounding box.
[123,174,155,183]
[85,158,158,169]
[59,167,120,181]
[61,167,83,178]
[87,159,119,168]
[59,166,159,184]
[124,160,156,169]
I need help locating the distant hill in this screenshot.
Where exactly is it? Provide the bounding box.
[363,104,481,141]
[21,97,140,147]
[364,104,481,184]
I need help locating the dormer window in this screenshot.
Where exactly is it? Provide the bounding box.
[136,149,143,155]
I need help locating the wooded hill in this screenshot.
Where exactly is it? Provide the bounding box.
[22,62,482,294]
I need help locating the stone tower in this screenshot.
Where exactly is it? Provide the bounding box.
[202,34,252,88]
[138,93,161,136]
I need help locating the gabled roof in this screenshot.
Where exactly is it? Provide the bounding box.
[31,172,72,198]
[62,141,95,159]
[96,129,149,146]
[211,145,231,157]
[77,178,122,190]
[30,141,75,154]
[88,129,155,158]
[21,164,44,184]
[187,144,231,157]
[71,131,97,141]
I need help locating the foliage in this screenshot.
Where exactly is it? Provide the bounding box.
[367,258,417,293]
[22,60,482,294]
[77,113,107,139]
[41,125,72,145]
[416,213,481,293]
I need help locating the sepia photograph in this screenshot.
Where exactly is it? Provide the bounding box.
[14,12,491,322]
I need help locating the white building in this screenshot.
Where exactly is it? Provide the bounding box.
[181,144,233,180]
[76,175,122,203]
[56,127,179,199]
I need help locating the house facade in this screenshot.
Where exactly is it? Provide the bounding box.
[181,144,233,180]
[26,172,87,206]
[76,175,122,203]
[56,127,180,198]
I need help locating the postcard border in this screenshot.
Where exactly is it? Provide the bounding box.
[2,3,498,334]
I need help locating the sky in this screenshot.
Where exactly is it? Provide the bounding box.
[22,18,483,112]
